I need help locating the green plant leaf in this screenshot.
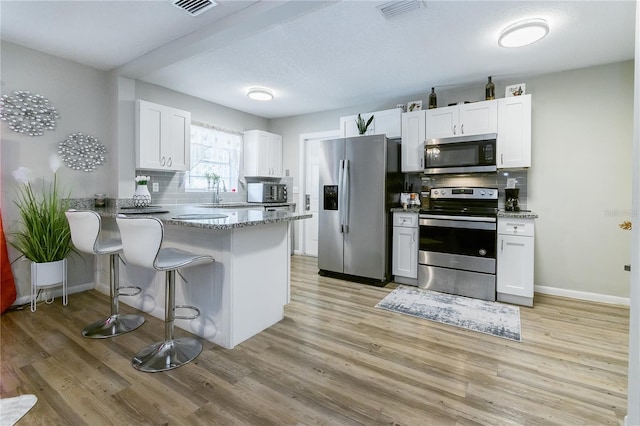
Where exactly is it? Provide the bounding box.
[10,174,73,262]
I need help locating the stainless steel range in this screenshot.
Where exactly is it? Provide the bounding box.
[418,187,498,301]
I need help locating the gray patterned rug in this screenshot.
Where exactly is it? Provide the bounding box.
[376,286,521,341]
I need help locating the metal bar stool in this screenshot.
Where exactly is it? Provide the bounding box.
[65,210,145,338]
[115,214,214,373]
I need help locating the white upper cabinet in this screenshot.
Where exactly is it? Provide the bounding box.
[371,108,402,139]
[339,108,402,139]
[136,100,191,171]
[497,94,532,169]
[243,130,283,177]
[401,110,426,172]
[426,100,497,139]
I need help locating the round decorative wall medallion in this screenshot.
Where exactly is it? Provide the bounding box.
[58,133,107,172]
[0,90,59,136]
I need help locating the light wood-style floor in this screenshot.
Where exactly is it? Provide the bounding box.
[1,255,629,425]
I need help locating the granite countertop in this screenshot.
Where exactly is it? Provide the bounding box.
[388,207,539,219]
[497,210,539,219]
[94,204,310,230]
[390,206,421,213]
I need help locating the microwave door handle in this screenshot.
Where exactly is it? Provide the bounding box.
[343,159,350,233]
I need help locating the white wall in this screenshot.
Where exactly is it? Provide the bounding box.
[272,61,635,301]
[527,62,633,300]
[625,2,639,423]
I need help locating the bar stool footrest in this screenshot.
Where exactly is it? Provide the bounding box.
[173,304,200,320]
[117,285,142,297]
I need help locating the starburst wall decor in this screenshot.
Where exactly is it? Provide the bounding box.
[0,90,59,136]
[58,132,107,172]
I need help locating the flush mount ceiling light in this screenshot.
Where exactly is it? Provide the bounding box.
[247,87,274,101]
[499,18,549,48]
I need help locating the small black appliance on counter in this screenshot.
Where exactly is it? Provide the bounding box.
[505,188,520,212]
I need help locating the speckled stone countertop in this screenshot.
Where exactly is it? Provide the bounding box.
[390,207,421,213]
[388,207,539,219]
[94,204,311,230]
[497,210,539,219]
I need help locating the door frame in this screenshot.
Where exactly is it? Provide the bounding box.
[298,130,340,256]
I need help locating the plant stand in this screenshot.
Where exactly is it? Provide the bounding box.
[30,258,67,312]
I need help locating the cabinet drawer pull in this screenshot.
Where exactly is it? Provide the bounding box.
[160,156,166,166]
[167,157,172,167]
[453,125,456,135]
[461,124,464,134]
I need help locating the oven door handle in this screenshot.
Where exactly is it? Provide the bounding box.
[419,218,497,230]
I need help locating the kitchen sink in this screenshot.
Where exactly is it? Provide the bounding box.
[172,214,228,220]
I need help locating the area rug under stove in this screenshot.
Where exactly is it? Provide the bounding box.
[376,286,521,342]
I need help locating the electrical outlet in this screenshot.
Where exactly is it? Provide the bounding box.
[152,182,159,192]
[292,186,299,194]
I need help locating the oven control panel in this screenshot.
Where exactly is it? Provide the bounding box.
[430,187,498,200]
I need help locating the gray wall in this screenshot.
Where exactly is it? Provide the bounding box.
[1,41,110,297]
[272,60,635,301]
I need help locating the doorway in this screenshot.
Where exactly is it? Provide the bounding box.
[298,130,340,257]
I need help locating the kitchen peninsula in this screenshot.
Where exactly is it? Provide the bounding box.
[96,205,311,349]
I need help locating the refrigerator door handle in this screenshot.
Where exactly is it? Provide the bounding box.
[343,159,350,233]
[338,160,345,233]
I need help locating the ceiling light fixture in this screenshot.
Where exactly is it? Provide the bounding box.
[498,18,549,48]
[247,87,274,101]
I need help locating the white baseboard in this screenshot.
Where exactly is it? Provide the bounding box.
[13,281,95,307]
[535,285,630,306]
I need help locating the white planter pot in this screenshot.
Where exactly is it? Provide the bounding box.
[133,183,152,207]
[30,258,67,312]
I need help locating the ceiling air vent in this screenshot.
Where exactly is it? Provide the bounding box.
[172,0,217,16]
[377,0,424,19]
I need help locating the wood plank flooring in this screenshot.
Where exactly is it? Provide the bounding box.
[1,255,629,425]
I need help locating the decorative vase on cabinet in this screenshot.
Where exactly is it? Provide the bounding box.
[133,184,152,207]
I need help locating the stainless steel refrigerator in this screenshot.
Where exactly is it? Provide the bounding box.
[318,134,401,284]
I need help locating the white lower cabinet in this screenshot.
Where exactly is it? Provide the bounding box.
[497,217,535,306]
[392,212,418,285]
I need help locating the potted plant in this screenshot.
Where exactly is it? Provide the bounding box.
[205,171,220,191]
[355,113,374,135]
[10,159,72,310]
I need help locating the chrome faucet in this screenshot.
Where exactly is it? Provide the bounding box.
[213,179,226,204]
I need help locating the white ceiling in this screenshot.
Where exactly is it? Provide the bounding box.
[1,1,636,119]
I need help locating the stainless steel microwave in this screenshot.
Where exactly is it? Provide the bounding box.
[424,133,497,174]
[247,182,287,203]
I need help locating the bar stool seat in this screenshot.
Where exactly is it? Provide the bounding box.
[115,215,214,373]
[65,210,145,338]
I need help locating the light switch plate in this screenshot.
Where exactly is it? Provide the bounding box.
[152,182,159,192]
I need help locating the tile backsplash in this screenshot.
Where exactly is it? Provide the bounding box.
[134,170,293,205]
[413,170,529,210]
